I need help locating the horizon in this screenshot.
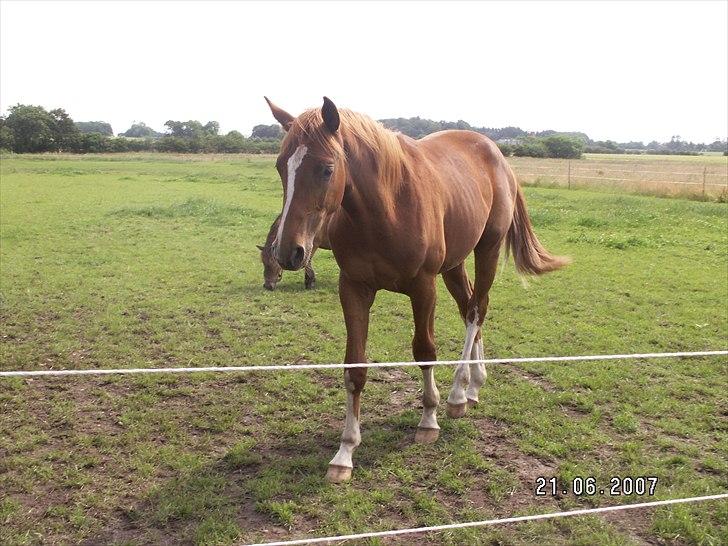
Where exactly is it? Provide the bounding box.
[1,1,726,144]
[36,111,728,146]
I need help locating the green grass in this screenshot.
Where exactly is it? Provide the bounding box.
[1,153,726,545]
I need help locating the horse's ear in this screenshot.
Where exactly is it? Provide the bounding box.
[264,97,294,131]
[256,244,265,251]
[321,96,340,133]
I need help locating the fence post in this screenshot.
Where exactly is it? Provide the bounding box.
[702,167,707,198]
[568,160,571,189]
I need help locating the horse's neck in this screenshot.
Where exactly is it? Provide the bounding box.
[266,215,281,246]
[340,152,402,221]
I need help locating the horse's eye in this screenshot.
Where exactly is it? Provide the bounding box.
[322,165,333,179]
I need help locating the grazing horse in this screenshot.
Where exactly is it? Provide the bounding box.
[258,214,327,291]
[265,96,568,483]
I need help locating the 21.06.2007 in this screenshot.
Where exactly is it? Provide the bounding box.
[535,476,659,497]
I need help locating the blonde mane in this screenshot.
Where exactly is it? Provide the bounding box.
[282,108,410,193]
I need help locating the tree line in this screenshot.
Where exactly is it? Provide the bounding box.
[378,117,727,157]
[0,105,280,154]
[1,104,725,158]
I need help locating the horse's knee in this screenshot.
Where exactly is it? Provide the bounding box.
[412,335,436,362]
[345,368,367,393]
[466,294,489,326]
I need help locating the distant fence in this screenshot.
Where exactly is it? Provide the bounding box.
[509,158,728,198]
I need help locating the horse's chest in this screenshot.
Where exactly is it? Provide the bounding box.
[331,228,440,291]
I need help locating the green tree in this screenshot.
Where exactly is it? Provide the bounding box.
[707,139,727,153]
[4,104,56,152]
[164,120,208,138]
[49,108,80,151]
[542,135,584,159]
[76,121,113,136]
[222,130,245,152]
[497,142,514,157]
[513,137,548,158]
[120,122,161,138]
[77,133,109,153]
[0,116,14,151]
[203,121,220,136]
[251,124,282,139]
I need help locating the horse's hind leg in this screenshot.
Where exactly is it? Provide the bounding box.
[466,338,486,408]
[461,231,509,407]
[442,263,478,418]
[409,276,440,443]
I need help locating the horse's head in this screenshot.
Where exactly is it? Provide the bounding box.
[257,243,282,290]
[265,96,345,271]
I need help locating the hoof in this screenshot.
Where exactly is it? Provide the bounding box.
[446,402,468,419]
[305,282,315,290]
[415,427,440,444]
[325,464,352,483]
[467,398,478,409]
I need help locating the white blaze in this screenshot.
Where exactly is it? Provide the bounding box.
[277,144,308,246]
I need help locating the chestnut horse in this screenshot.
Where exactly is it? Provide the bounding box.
[265,97,568,483]
[257,214,329,291]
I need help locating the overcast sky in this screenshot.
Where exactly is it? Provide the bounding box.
[1,1,726,143]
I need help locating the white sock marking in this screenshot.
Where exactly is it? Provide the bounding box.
[329,372,361,469]
[418,366,440,430]
[448,311,479,406]
[466,337,486,403]
[277,145,308,245]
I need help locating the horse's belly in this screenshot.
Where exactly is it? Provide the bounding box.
[439,190,490,271]
[440,221,487,271]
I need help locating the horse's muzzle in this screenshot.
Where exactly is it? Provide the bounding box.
[276,244,306,271]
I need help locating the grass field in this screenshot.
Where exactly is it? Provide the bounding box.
[509,153,727,200]
[1,153,727,545]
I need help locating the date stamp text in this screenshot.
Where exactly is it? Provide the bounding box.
[535,476,658,497]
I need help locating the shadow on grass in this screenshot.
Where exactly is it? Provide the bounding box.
[81,413,410,546]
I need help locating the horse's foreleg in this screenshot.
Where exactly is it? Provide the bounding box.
[326,275,374,483]
[327,368,366,482]
[304,248,317,289]
[415,366,440,443]
[409,277,440,443]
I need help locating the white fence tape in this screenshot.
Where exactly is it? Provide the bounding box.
[1,350,725,378]
[243,493,728,546]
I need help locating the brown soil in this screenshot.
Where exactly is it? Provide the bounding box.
[3,368,669,545]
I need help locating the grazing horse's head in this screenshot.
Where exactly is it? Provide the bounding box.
[265,97,346,271]
[256,243,282,290]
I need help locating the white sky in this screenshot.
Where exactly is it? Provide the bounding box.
[1,0,726,143]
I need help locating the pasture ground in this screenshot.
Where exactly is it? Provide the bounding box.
[509,153,727,200]
[1,153,727,545]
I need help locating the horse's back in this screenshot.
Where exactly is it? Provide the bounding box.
[410,130,517,270]
[414,130,514,206]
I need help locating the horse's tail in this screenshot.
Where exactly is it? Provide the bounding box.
[505,185,570,275]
